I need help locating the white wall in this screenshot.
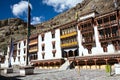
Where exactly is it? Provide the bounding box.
[77,24,119,56]
[11,40,27,66]
[38,29,62,60]
[79,13,95,21]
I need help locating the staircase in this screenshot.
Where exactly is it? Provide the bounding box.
[59,58,75,70]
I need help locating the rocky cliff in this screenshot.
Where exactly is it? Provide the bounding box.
[0,0,120,52]
[0,18,35,52]
[35,0,120,32]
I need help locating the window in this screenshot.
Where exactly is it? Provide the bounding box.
[18,50,20,55]
[18,57,20,62]
[52,50,56,57]
[88,49,92,54]
[102,43,108,52]
[104,17,109,23]
[24,48,26,54]
[13,57,16,62]
[24,40,26,46]
[52,33,55,38]
[110,15,116,21]
[41,34,44,41]
[23,56,25,61]
[97,19,102,24]
[42,52,45,59]
[103,47,107,52]
[52,41,55,49]
[42,45,45,51]
[42,36,44,41]
[18,43,20,48]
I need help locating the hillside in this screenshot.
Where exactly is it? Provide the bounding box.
[0,18,35,52]
[0,0,120,52]
[35,0,120,32]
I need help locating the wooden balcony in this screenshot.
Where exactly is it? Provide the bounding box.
[82,41,95,46]
[98,20,118,30]
[29,48,38,53]
[29,40,38,46]
[81,28,93,33]
[61,41,78,48]
[99,34,120,42]
[60,31,77,39]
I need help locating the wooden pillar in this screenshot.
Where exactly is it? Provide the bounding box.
[73,51,75,56]
[94,59,97,69]
[84,60,87,69]
[105,59,108,64]
[54,62,56,69]
[48,62,50,69]
[117,58,120,63]
[76,61,80,69]
[67,52,69,58]
[43,63,44,69]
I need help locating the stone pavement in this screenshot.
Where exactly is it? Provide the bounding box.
[1,68,120,80]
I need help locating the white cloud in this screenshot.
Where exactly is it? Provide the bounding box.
[31,16,45,25]
[42,0,83,13]
[11,1,32,17]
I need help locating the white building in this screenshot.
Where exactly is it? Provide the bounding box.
[4,9,120,69]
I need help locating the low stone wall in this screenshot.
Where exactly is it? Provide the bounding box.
[0,68,13,74]
[19,66,34,76]
[115,64,120,74]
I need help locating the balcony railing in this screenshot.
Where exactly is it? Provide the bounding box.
[61,41,78,48]
[60,31,77,39]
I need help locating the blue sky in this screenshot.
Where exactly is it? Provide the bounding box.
[0,0,82,24]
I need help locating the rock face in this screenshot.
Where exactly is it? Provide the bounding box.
[0,0,120,52]
[0,18,35,51]
[35,0,120,31]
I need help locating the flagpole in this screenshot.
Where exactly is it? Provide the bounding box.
[26,0,31,65]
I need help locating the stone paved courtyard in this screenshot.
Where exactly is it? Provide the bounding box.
[0,68,120,80]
